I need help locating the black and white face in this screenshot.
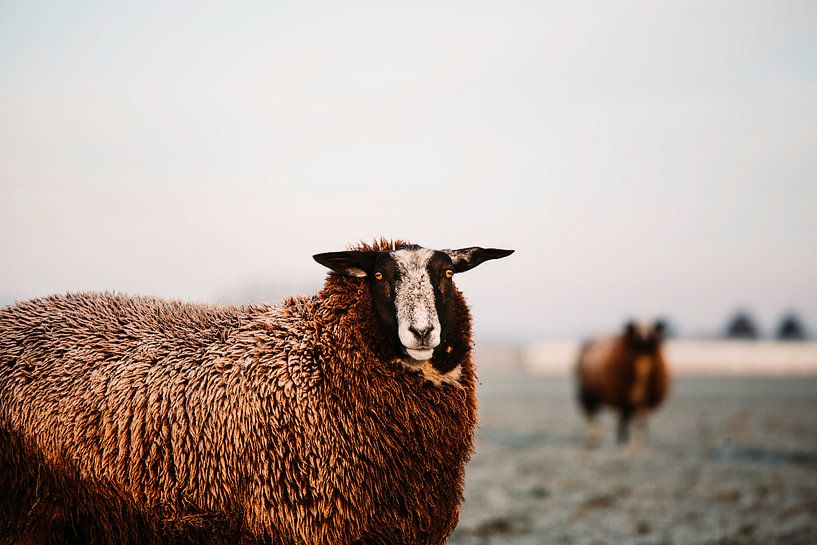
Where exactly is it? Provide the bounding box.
[313,244,514,363]
[381,247,443,360]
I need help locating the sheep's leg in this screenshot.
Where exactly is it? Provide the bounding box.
[0,449,75,545]
[1,495,72,545]
[631,411,649,448]
[579,389,602,448]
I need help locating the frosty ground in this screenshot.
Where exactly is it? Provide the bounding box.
[448,372,817,545]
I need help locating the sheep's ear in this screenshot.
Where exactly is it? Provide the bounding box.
[313,251,379,278]
[444,247,514,273]
[654,320,667,338]
[624,321,638,338]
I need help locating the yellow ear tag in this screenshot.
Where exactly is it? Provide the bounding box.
[445,270,454,279]
[374,272,383,280]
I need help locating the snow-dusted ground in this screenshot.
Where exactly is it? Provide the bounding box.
[448,371,817,545]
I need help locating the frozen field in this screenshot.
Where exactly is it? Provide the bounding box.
[448,372,817,545]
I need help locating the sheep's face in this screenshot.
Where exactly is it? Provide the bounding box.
[313,244,513,369]
[624,320,666,353]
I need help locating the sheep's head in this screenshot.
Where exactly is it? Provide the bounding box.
[623,320,666,353]
[314,242,513,374]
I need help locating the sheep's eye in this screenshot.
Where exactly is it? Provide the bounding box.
[374,272,383,280]
[445,269,454,279]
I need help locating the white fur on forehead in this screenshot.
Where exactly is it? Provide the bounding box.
[391,247,433,268]
[636,322,652,337]
[630,322,661,340]
[444,248,478,266]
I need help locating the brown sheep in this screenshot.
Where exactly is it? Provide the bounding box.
[0,239,513,545]
[576,321,670,445]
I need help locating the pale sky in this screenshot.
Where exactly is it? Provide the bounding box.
[1,1,816,339]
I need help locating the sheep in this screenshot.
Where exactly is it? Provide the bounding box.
[575,321,670,445]
[0,239,513,545]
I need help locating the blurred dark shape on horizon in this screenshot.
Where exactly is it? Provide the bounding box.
[777,312,808,341]
[725,311,759,340]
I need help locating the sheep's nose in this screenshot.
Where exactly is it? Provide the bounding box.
[409,325,434,342]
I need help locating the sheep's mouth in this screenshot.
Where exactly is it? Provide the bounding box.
[403,346,435,362]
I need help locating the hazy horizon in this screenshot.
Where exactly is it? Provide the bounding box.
[2,1,816,340]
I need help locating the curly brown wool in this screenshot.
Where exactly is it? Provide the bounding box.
[0,240,478,545]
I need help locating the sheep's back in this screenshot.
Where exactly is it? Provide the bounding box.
[577,336,634,407]
[577,337,617,385]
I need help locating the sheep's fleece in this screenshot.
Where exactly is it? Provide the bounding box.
[0,241,478,545]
